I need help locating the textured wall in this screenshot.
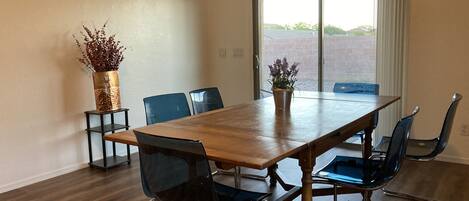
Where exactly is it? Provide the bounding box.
[406,0,469,163]
[204,0,254,106]
[0,0,208,192]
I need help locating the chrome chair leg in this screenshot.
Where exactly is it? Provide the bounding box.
[214,166,269,188]
[240,173,269,180]
[215,169,233,176]
[383,188,430,201]
[333,184,338,201]
[234,166,241,188]
[215,168,269,181]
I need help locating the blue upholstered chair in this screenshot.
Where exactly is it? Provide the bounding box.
[143,93,191,125]
[135,131,270,201]
[374,93,463,200]
[189,87,224,115]
[333,83,380,144]
[314,107,419,201]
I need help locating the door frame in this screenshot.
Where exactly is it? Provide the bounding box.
[252,0,261,100]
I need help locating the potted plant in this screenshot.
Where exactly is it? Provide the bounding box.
[268,58,299,112]
[74,23,126,112]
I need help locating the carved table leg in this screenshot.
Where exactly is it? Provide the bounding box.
[362,127,374,200]
[268,163,279,187]
[299,146,315,201]
[363,127,373,159]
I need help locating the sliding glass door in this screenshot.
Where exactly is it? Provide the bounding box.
[256,0,377,95]
[259,0,319,97]
[323,0,377,91]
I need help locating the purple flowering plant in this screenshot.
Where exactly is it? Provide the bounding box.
[268,57,300,90]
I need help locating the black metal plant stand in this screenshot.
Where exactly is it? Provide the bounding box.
[85,108,131,169]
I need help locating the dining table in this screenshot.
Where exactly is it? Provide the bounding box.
[104,91,400,201]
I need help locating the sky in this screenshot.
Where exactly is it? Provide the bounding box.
[263,0,377,30]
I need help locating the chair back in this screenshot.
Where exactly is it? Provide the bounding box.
[143,93,191,125]
[333,83,379,95]
[381,107,419,181]
[431,93,463,156]
[135,131,218,201]
[333,82,380,128]
[189,87,224,115]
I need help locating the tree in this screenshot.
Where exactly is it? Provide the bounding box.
[292,22,317,31]
[324,25,346,35]
[348,25,376,36]
[264,24,287,30]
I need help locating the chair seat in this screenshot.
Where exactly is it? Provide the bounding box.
[215,182,270,201]
[374,136,438,159]
[315,156,385,189]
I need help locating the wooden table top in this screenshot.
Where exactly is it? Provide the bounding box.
[294,91,397,103]
[105,92,399,169]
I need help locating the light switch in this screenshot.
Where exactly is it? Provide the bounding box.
[218,48,227,58]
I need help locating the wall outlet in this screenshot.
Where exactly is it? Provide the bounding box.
[461,124,469,136]
[218,48,227,58]
[232,48,244,58]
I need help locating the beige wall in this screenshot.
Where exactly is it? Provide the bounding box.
[406,0,469,163]
[0,0,209,192]
[204,0,254,106]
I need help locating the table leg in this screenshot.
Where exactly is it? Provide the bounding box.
[234,166,241,188]
[268,165,296,191]
[362,127,374,200]
[268,163,279,187]
[363,127,373,159]
[299,146,315,201]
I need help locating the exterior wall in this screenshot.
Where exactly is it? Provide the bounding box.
[261,30,376,91]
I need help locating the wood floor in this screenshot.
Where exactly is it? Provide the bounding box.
[2,145,469,201]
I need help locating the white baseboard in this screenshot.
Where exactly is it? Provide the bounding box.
[0,148,139,194]
[436,154,469,165]
[0,162,89,194]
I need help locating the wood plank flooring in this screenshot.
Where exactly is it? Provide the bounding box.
[1,145,468,201]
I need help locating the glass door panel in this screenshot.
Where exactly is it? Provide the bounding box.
[261,0,319,96]
[323,0,377,92]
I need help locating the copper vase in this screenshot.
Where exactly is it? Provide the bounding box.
[92,71,121,112]
[273,88,293,112]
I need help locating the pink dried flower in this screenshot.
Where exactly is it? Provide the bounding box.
[73,22,126,72]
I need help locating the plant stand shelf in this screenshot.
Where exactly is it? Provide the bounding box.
[90,156,130,169]
[85,108,131,170]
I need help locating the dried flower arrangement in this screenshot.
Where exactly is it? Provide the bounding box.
[268,58,300,90]
[74,22,126,72]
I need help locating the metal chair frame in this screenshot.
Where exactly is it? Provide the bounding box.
[333,83,380,144]
[136,131,271,201]
[313,106,420,201]
[379,93,462,201]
